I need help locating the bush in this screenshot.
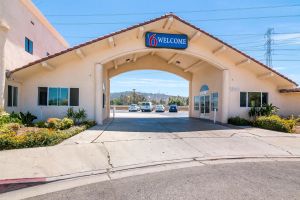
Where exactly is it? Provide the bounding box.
[228,117,251,126]
[82,120,96,128]
[18,112,37,126]
[3,123,21,132]
[0,125,89,150]
[35,121,47,128]
[249,103,279,119]
[47,118,61,129]
[66,108,87,124]
[59,118,74,130]
[0,112,22,126]
[46,118,74,130]
[253,115,296,133]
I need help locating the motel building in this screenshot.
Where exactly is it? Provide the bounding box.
[2,11,300,125]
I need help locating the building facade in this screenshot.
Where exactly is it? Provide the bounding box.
[0,0,68,110]
[4,13,300,124]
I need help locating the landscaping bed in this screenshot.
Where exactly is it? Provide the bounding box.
[228,104,299,134]
[0,108,95,150]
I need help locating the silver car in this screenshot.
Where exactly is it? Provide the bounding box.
[155,105,165,112]
[128,104,139,112]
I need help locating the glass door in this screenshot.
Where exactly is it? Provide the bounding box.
[200,95,210,118]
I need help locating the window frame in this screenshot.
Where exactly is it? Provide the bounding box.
[211,92,218,111]
[194,96,200,111]
[25,37,33,54]
[38,87,79,107]
[240,92,269,108]
[7,85,18,107]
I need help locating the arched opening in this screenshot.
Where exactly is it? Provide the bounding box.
[109,70,189,119]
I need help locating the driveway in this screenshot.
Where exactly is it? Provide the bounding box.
[1,111,300,186]
[61,111,300,169]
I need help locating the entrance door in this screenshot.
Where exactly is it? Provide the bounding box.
[200,95,210,118]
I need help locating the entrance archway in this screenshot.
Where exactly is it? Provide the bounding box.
[95,49,229,125]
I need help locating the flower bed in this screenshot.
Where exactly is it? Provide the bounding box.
[0,109,96,150]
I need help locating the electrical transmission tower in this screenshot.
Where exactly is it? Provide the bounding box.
[264,28,274,67]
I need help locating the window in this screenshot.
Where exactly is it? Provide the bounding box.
[25,37,33,54]
[248,92,261,107]
[200,85,209,92]
[103,93,105,108]
[7,85,18,107]
[70,88,79,106]
[211,93,218,111]
[194,96,200,110]
[38,87,79,106]
[262,93,268,106]
[48,88,68,106]
[38,87,48,106]
[240,92,247,107]
[240,92,269,107]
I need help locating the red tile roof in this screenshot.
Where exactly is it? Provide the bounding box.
[279,88,300,93]
[7,14,298,86]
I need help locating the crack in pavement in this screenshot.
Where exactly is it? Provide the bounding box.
[252,137,293,156]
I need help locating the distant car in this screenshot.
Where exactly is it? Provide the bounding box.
[169,104,178,112]
[155,105,165,112]
[141,102,153,112]
[129,104,139,112]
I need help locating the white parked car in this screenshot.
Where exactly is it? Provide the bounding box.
[141,102,153,112]
[128,104,140,112]
[155,105,165,112]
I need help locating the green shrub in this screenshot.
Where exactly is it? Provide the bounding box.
[66,108,87,124]
[0,125,89,150]
[3,123,21,132]
[82,120,96,128]
[228,117,251,126]
[35,121,47,128]
[0,112,22,125]
[254,115,296,133]
[18,112,37,126]
[47,118,61,129]
[58,118,74,130]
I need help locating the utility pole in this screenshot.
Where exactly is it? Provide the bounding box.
[132,89,136,104]
[264,28,274,67]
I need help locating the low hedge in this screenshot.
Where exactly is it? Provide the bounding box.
[253,115,296,133]
[228,116,251,126]
[0,123,93,151]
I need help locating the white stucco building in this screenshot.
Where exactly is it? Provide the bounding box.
[1,3,300,124]
[0,0,68,109]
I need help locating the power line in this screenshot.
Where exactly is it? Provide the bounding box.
[45,3,300,17]
[52,14,300,26]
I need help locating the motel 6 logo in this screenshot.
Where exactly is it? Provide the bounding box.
[148,33,158,47]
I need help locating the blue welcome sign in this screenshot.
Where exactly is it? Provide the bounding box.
[145,32,188,49]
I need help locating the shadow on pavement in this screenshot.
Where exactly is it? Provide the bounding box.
[104,117,233,133]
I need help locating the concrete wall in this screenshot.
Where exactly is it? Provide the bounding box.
[1,0,67,70]
[0,0,68,109]
[191,63,223,122]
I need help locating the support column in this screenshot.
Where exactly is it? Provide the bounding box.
[221,69,229,123]
[0,30,8,109]
[95,63,103,125]
[106,79,110,119]
[188,80,192,117]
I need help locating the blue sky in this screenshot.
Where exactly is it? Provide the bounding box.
[33,0,300,96]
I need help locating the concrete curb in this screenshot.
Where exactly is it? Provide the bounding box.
[1,155,300,187]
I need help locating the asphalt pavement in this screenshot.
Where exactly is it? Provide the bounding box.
[25,161,300,200]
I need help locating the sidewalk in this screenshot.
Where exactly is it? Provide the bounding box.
[1,116,300,186]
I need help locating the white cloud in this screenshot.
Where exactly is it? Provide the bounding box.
[273,33,300,45]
